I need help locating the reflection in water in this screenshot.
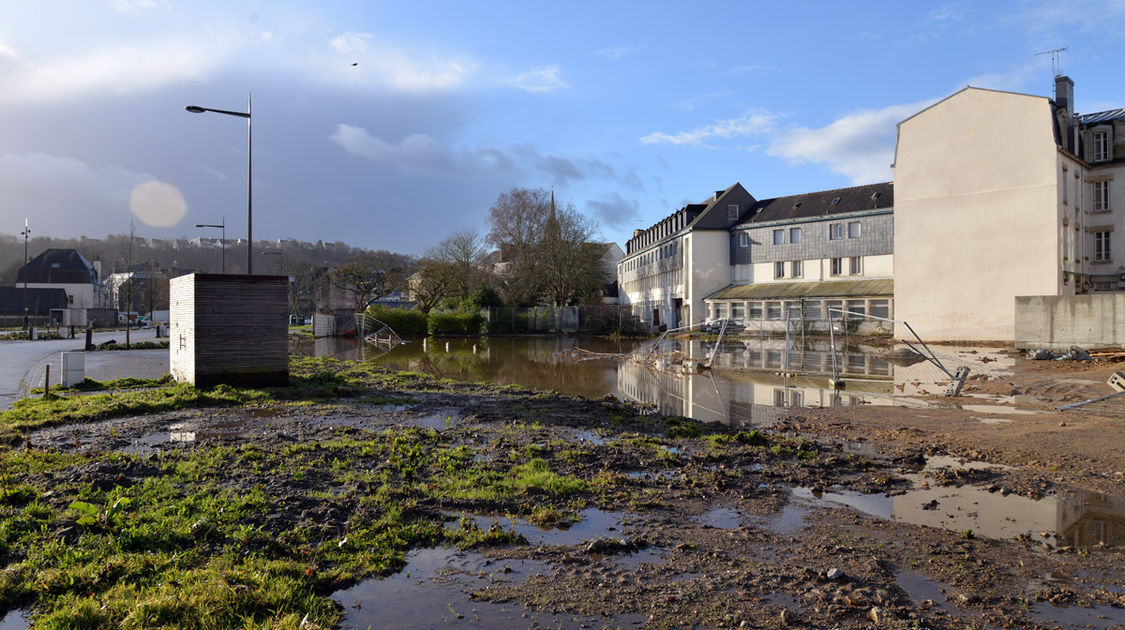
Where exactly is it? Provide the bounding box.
[793,483,1124,549]
[300,336,941,428]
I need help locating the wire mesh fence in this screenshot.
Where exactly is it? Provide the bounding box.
[482,305,647,335]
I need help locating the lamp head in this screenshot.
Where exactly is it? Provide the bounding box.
[185,106,206,113]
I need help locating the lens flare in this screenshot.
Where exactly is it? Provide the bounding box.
[129,180,187,227]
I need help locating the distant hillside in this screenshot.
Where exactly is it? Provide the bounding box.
[0,233,397,283]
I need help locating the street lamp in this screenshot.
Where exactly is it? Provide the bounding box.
[185,94,252,274]
[20,218,29,330]
[195,219,226,273]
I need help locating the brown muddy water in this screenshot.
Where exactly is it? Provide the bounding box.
[297,335,981,428]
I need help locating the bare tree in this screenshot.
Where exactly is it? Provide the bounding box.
[539,206,609,306]
[329,251,408,312]
[486,188,550,251]
[410,258,459,313]
[429,229,487,299]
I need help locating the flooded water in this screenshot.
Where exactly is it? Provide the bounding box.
[299,336,981,428]
[785,455,1125,549]
[333,545,647,629]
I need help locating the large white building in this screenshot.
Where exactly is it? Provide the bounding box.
[618,75,1124,341]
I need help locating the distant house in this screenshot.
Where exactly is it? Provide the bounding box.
[14,249,103,326]
[0,286,69,323]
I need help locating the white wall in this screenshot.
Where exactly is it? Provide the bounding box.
[686,230,731,324]
[894,88,1061,340]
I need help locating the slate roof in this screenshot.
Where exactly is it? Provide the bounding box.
[706,278,894,301]
[17,249,97,284]
[0,287,69,315]
[1078,108,1125,125]
[736,182,893,227]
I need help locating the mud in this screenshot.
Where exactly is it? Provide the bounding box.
[18,358,1125,629]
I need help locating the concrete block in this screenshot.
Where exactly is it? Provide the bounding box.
[1109,371,1125,393]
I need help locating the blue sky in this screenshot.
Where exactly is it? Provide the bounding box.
[1,1,1124,255]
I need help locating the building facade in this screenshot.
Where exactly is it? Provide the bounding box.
[894,77,1125,340]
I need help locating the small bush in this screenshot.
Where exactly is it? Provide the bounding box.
[367,305,428,336]
[427,311,483,336]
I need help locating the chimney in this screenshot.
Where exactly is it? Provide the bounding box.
[714,190,723,201]
[93,260,102,282]
[1055,75,1075,153]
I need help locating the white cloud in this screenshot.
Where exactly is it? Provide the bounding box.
[595,45,642,61]
[328,32,475,92]
[110,0,167,13]
[960,62,1041,93]
[330,124,508,177]
[640,110,778,147]
[0,37,232,104]
[0,153,158,234]
[766,100,934,184]
[507,66,568,92]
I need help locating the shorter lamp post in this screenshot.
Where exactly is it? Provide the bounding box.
[195,219,226,273]
[20,218,30,330]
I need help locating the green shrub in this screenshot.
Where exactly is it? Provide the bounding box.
[366,305,428,336]
[427,311,484,336]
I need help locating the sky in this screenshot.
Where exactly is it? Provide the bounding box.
[2,1,1124,256]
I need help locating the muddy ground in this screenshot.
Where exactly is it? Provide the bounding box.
[14,355,1125,629]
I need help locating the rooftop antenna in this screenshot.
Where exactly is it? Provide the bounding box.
[1035,46,1068,81]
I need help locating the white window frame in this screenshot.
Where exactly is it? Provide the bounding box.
[790,227,802,244]
[1094,231,1112,262]
[1094,181,1110,213]
[791,260,803,277]
[847,221,861,238]
[774,261,785,279]
[829,223,842,240]
[849,256,862,275]
[830,257,842,276]
[772,229,785,245]
[1093,130,1110,162]
[728,204,739,220]
[740,232,749,247]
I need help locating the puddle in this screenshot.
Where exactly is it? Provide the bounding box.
[0,610,28,630]
[694,506,744,530]
[958,404,1042,415]
[411,408,462,430]
[756,503,810,535]
[923,455,1011,472]
[608,547,667,570]
[334,547,646,629]
[446,508,628,547]
[1030,601,1125,629]
[126,419,251,451]
[976,417,1014,424]
[895,569,960,616]
[574,430,606,445]
[788,484,1124,549]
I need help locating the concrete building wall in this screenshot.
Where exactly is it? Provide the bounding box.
[894,88,1062,340]
[170,273,289,387]
[733,212,894,264]
[1014,294,1125,349]
[686,230,731,324]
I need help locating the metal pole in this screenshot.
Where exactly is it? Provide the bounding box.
[22,218,29,330]
[247,92,252,275]
[221,218,226,274]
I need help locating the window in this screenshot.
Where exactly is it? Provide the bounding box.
[830,257,843,276]
[774,261,785,278]
[740,232,749,247]
[847,221,861,238]
[791,260,803,277]
[714,303,728,319]
[786,302,802,321]
[728,204,739,220]
[804,300,823,320]
[1094,130,1110,162]
[829,223,842,240]
[1094,181,1110,212]
[766,302,782,320]
[825,300,843,319]
[748,302,763,319]
[772,229,785,245]
[846,300,866,319]
[790,227,802,243]
[849,256,862,275]
[870,299,890,319]
[731,302,745,321]
[1094,231,1112,262]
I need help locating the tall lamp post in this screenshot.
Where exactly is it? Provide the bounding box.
[20,218,29,330]
[195,219,226,273]
[185,94,252,274]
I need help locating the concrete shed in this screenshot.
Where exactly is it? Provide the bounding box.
[170,273,288,387]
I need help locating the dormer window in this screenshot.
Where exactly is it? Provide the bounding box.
[1093,129,1110,162]
[727,204,739,220]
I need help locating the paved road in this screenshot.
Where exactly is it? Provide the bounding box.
[0,329,161,409]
